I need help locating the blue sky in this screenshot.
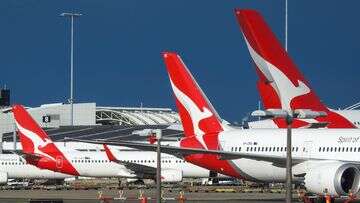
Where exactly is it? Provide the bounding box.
[1,1,359,122]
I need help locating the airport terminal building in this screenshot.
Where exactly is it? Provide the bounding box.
[0,102,182,147]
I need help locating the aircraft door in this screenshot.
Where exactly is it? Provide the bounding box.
[302,141,313,171]
[302,141,313,159]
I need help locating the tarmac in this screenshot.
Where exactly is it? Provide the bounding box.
[2,189,360,202]
[0,189,299,203]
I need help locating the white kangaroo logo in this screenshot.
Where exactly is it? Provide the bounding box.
[15,121,56,161]
[170,80,213,149]
[244,37,310,111]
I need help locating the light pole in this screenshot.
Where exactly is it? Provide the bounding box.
[155,129,162,203]
[285,0,288,51]
[251,109,327,203]
[60,12,82,126]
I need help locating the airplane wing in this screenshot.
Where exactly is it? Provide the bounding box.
[68,138,305,165]
[103,144,157,178]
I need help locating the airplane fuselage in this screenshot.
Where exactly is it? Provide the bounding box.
[178,128,360,182]
[0,154,71,182]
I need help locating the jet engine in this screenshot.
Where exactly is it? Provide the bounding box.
[161,169,182,182]
[304,162,360,196]
[0,172,8,184]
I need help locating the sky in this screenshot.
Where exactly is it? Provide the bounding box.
[1,1,359,122]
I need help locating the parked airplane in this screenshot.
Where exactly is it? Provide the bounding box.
[74,49,360,196]
[234,9,360,129]
[12,105,220,182]
[0,154,72,184]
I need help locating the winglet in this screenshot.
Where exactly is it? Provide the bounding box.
[103,144,117,162]
[162,52,224,137]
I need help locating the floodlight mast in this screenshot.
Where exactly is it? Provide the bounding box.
[60,12,82,126]
[251,108,327,203]
[154,129,162,203]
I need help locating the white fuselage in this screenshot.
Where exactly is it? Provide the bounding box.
[180,128,360,182]
[61,150,211,178]
[248,110,360,129]
[0,154,71,180]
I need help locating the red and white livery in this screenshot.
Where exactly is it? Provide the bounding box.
[235,9,360,128]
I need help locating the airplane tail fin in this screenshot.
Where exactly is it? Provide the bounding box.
[162,52,224,137]
[12,105,80,175]
[235,9,356,128]
[235,9,327,111]
[12,105,57,156]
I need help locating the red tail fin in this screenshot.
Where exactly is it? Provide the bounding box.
[12,105,80,175]
[235,9,326,111]
[235,9,355,128]
[12,105,56,156]
[162,52,223,138]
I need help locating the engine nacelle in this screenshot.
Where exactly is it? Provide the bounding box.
[304,162,360,196]
[161,169,182,182]
[0,172,8,184]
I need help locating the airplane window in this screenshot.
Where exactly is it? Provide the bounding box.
[273,147,276,151]
[261,147,264,152]
[231,147,234,152]
[342,148,345,152]
[265,147,268,152]
[280,147,283,152]
[326,147,329,152]
[239,147,241,152]
[235,147,238,152]
[250,147,253,151]
[358,147,360,152]
[254,147,257,152]
[350,148,353,152]
[334,148,337,152]
[354,148,357,152]
[277,147,279,152]
[330,147,333,152]
[346,147,349,152]
[246,147,249,152]
[257,147,260,151]
[319,147,321,152]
